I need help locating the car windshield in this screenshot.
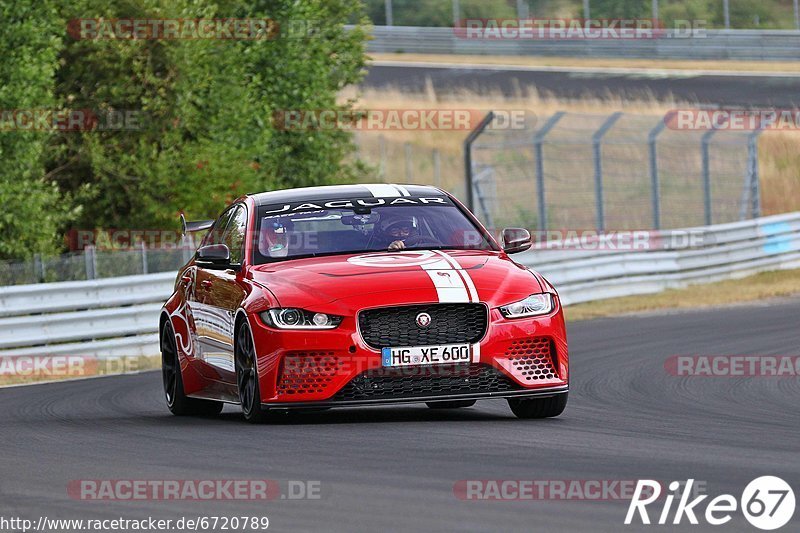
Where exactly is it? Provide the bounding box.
[253,198,495,263]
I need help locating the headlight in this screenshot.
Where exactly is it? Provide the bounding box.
[499,294,554,318]
[260,309,343,330]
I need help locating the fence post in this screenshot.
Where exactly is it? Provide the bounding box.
[533,111,566,232]
[592,112,623,232]
[723,0,730,29]
[432,148,441,187]
[516,0,529,18]
[795,0,800,30]
[648,119,667,230]
[747,128,762,219]
[385,0,393,26]
[141,241,149,274]
[33,254,44,283]
[84,245,96,280]
[701,128,717,226]
[463,111,495,213]
[472,167,496,228]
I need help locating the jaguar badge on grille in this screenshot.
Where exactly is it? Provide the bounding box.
[415,312,432,328]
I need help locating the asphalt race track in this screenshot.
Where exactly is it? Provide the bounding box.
[1,299,798,532]
[363,64,800,107]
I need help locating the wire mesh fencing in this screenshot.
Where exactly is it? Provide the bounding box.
[0,245,194,286]
[357,110,760,232]
[467,111,760,231]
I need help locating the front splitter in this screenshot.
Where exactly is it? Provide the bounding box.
[261,385,568,410]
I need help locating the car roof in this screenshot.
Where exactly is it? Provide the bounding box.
[249,184,448,207]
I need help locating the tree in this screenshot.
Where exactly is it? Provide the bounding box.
[47,0,369,236]
[0,1,66,260]
[243,0,370,188]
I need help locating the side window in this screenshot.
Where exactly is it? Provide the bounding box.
[204,209,234,246]
[223,205,248,265]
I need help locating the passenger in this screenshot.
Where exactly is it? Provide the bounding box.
[260,218,292,258]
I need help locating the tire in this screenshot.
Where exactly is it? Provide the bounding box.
[507,393,568,419]
[426,400,477,409]
[161,322,223,417]
[235,321,269,423]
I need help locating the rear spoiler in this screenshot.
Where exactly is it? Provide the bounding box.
[180,213,214,236]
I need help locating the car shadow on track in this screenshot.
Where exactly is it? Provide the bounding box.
[195,401,569,426]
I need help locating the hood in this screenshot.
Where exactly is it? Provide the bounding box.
[249,250,542,311]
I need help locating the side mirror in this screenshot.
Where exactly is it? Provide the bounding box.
[195,244,231,268]
[502,228,532,254]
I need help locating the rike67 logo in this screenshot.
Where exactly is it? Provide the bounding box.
[626,477,795,530]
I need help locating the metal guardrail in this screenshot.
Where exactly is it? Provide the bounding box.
[0,272,176,318]
[0,212,798,357]
[363,26,800,60]
[0,304,162,350]
[520,211,800,304]
[0,272,175,357]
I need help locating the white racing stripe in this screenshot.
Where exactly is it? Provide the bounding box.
[432,250,479,303]
[363,184,401,197]
[422,251,483,362]
[421,259,470,303]
[392,184,412,197]
[429,251,482,362]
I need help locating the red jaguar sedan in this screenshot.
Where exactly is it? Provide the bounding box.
[160,184,568,422]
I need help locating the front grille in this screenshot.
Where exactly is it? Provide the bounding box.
[358,303,488,349]
[333,363,521,402]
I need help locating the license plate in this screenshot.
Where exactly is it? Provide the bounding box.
[381,344,471,367]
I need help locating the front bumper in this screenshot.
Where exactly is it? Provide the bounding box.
[249,305,569,405]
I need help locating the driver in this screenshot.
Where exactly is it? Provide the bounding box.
[378,214,439,251]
